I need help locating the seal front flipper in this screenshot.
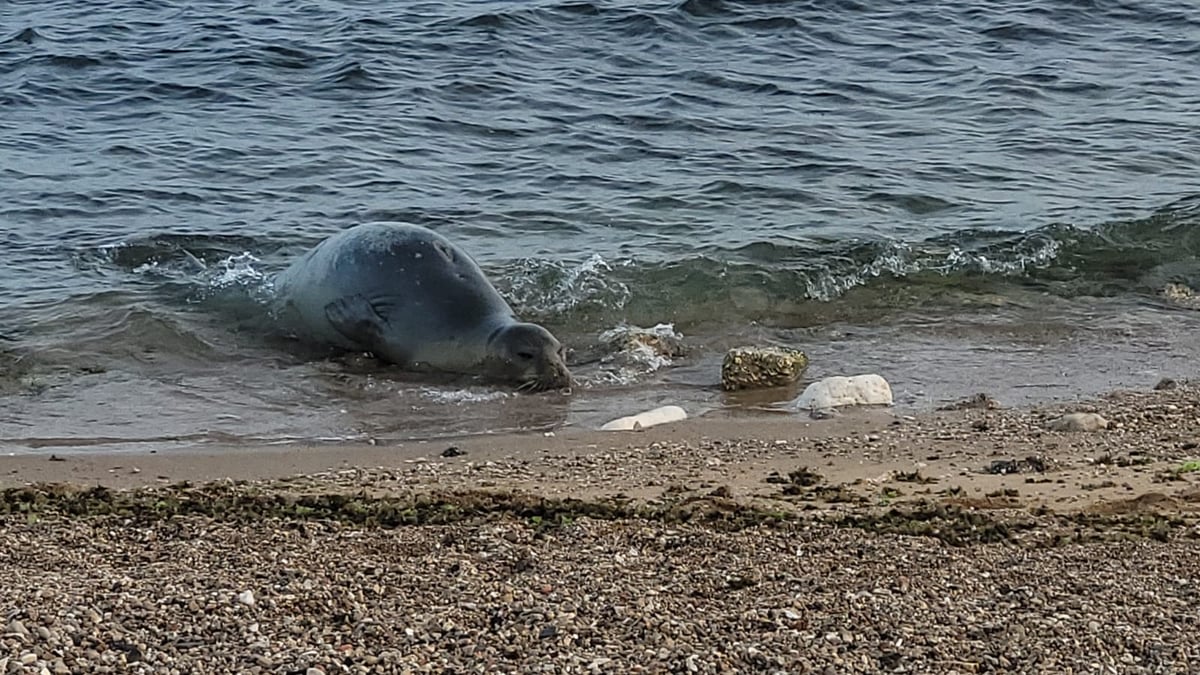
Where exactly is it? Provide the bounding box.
[325,295,390,354]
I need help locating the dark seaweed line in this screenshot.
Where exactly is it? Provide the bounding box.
[2,483,1196,547]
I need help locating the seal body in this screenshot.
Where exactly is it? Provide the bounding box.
[274,223,570,390]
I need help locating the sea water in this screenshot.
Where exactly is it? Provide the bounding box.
[2,0,1198,450]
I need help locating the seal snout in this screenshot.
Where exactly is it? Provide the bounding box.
[496,322,572,393]
[515,349,572,393]
[539,359,573,393]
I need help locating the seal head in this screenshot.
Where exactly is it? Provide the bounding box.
[485,322,571,392]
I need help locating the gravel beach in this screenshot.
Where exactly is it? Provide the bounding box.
[4,381,1200,673]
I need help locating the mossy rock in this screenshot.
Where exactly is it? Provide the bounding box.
[600,324,686,358]
[721,346,808,391]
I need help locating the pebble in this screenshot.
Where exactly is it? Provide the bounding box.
[600,405,688,431]
[1047,412,1109,432]
[237,590,256,606]
[789,374,893,411]
[0,381,1198,674]
[720,346,809,391]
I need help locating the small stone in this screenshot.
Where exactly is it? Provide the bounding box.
[19,654,36,666]
[721,346,808,391]
[985,456,1047,475]
[237,590,256,607]
[1161,283,1197,307]
[1047,412,1108,432]
[790,374,893,411]
[602,324,686,358]
[600,405,687,432]
[938,393,1000,410]
[306,669,325,675]
[6,620,29,637]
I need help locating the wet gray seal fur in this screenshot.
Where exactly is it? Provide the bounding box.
[273,223,571,391]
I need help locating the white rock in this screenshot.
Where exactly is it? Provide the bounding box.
[1047,412,1108,432]
[788,374,893,411]
[236,590,256,607]
[600,405,687,431]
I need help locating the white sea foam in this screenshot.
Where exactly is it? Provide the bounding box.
[804,235,1063,302]
[503,253,632,315]
[599,322,682,372]
[583,322,685,386]
[418,388,511,404]
[210,252,268,288]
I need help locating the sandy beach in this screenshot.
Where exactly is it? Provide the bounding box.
[6,0,1200,672]
[3,379,1200,673]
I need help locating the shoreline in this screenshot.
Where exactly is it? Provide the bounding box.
[7,293,1200,453]
[3,378,1198,512]
[4,379,1200,673]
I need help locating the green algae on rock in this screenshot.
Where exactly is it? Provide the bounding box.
[721,346,809,391]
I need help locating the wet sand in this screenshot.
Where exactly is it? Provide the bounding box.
[4,381,1198,514]
[3,379,1200,673]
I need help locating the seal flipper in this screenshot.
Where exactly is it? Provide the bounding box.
[325,296,390,354]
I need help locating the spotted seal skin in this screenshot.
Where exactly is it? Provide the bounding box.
[274,223,571,391]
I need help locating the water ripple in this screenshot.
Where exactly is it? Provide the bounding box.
[1,0,1198,413]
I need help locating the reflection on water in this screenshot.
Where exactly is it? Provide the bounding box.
[3,295,1197,454]
[2,0,1199,452]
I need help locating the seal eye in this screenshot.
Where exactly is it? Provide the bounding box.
[516,350,535,361]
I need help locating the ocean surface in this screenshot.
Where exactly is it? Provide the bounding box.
[2,0,1199,452]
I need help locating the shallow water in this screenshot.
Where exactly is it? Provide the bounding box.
[2,0,1198,451]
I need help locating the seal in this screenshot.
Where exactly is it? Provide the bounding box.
[273,223,571,391]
